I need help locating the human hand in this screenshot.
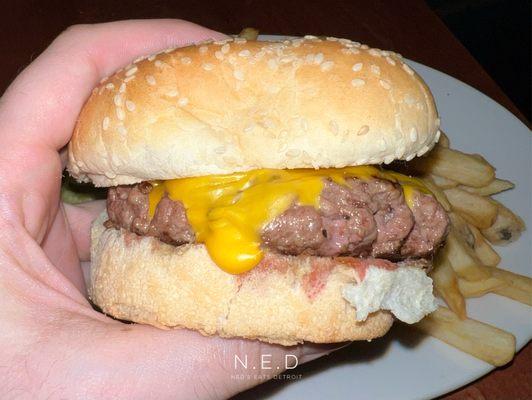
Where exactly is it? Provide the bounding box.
[0,20,341,399]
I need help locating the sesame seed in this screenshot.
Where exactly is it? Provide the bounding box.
[148,55,156,61]
[181,57,192,65]
[233,70,244,81]
[124,76,135,83]
[214,39,229,45]
[117,125,127,135]
[280,55,294,64]
[339,38,351,44]
[113,94,123,107]
[384,155,395,164]
[286,149,301,157]
[214,146,226,154]
[164,47,175,54]
[314,53,324,64]
[360,44,369,50]
[326,36,339,41]
[102,117,110,131]
[402,63,414,75]
[368,49,381,57]
[134,56,144,63]
[166,89,179,97]
[357,125,370,136]
[417,145,430,156]
[221,44,230,54]
[105,83,114,90]
[291,39,303,47]
[329,119,339,135]
[379,80,391,90]
[234,37,247,44]
[126,100,136,112]
[351,78,366,87]
[116,107,125,120]
[381,50,390,56]
[227,55,237,65]
[404,94,415,104]
[370,65,381,75]
[262,118,275,129]
[300,118,308,131]
[199,46,208,54]
[405,154,415,161]
[352,62,363,72]
[255,50,265,59]
[202,63,214,71]
[385,56,396,66]
[304,35,317,40]
[436,118,441,128]
[125,66,138,76]
[215,51,224,60]
[146,75,156,86]
[267,59,278,71]
[119,83,126,93]
[244,124,254,133]
[155,60,164,68]
[409,127,418,142]
[305,54,315,63]
[435,129,441,141]
[178,97,189,107]
[320,61,334,71]
[238,50,251,57]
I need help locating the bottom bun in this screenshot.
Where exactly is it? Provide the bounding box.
[90,213,393,345]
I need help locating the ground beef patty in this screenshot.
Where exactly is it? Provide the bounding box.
[105,177,449,259]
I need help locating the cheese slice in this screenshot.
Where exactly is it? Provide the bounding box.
[148,167,430,274]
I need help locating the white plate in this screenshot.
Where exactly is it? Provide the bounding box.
[236,35,532,400]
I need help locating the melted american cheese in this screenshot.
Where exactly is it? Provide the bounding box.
[148,167,429,274]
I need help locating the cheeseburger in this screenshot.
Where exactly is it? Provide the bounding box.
[67,36,449,345]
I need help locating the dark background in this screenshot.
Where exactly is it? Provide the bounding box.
[0,0,531,120]
[0,0,530,120]
[428,0,530,120]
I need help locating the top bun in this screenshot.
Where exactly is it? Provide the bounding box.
[68,36,440,186]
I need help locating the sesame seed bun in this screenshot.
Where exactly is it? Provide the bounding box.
[90,212,393,345]
[67,36,440,186]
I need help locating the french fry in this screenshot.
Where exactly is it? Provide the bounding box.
[441,229,491,281]
[437,131,450,148]
[488,267,532,306]
[481,200,526,244]
[428,173,458,189]
[459,179,514,196]
[449,212,475,247]
[458,277,505,298]
[431,252,467,319]
[410,147,495,187]
[421,177,451,212]
[444,188,498,229]
[468,224,501,267]
[414,306,516,366]
[238,27,259,40]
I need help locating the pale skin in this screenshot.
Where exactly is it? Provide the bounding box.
[0,20,343,399]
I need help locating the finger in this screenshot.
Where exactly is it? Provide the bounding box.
[63,200,106,261]
[0,19,226,150]
[46,318,346,399]
[0,20,226,239]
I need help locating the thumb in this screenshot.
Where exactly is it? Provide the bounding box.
[57,319,346,399]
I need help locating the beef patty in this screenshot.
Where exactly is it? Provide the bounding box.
[105,177,449,259]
